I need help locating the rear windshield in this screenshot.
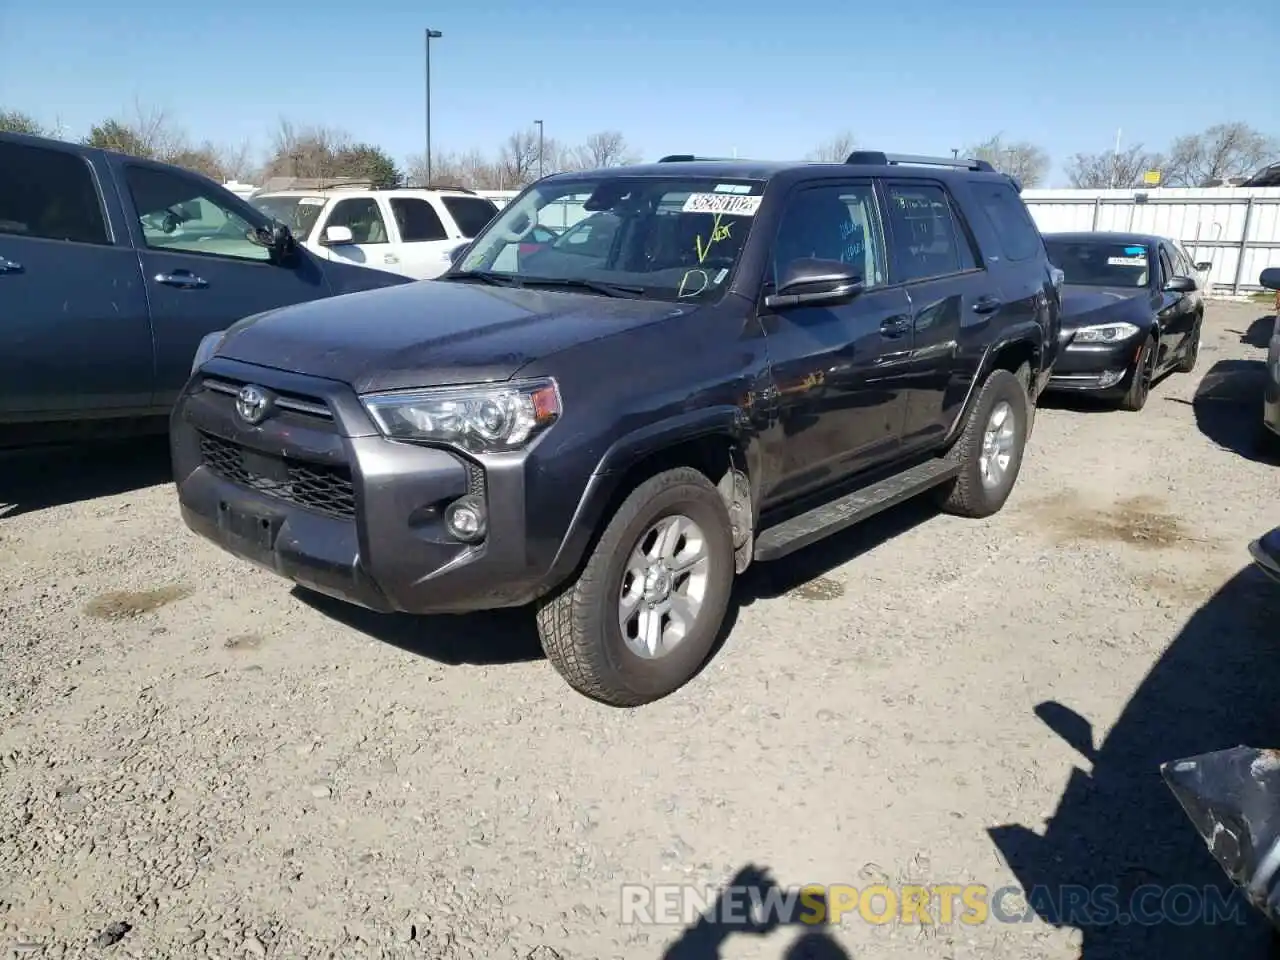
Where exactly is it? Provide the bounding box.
[442,196,499,237]
[1045,239,1151,288]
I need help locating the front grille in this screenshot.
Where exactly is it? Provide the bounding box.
[200,377,335,425]
[199,433,356,521]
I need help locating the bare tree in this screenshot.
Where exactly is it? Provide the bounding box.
[499,127,542,186]
[1065,144,1164,189]
[261,118,353,180]
[0,109,43,135]
[1163,122,1280,186]
[805,131,857,163]
[965,134,1051,188]
[577,130,638,169]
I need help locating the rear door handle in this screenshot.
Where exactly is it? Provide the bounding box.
[0,256,23,274]
[879,315,911,339]
[154,270,208,289]
[973,295,1002,314]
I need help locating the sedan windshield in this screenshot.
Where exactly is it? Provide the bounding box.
[250,196,327,241]
[1046,239,1151,288]
[447,176,766,302]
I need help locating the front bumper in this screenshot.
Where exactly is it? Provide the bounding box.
[1045,331,1145,393]
[171,359,570,615]
[1249,526,1280,585]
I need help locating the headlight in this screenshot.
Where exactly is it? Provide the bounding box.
[361,378,562,453]
[191,330,227,372]
[1070,322,1141,344]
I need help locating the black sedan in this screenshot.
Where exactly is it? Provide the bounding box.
[1043,232,1211,411]
[1259,267,1280,450]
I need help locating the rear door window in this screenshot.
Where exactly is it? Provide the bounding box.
[389,198,448,242]
[0,140,109,245]
[974,181,1043,262]
[883,182,977,282]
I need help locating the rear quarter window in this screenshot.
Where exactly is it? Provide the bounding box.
[442,196,500,238]
[974,181,1043,262]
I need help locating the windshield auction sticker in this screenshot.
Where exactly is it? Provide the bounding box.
[682,193,762,216]
[1107,256,1147,267]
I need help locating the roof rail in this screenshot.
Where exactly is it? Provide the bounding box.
[657,154,739,163]
[844,151,996,173]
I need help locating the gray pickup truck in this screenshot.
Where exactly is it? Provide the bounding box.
[0,132,409,448]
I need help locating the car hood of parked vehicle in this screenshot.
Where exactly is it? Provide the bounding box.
[320,258,416,297]
[216,279,695,393]
[1059,285,1150,330]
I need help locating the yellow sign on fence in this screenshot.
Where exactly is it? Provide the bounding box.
[1143,170,1162,185]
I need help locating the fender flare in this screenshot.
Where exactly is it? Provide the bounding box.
[542,406,746,587]
[943,324,1047,447]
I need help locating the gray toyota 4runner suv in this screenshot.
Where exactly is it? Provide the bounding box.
[172,151,1062,707]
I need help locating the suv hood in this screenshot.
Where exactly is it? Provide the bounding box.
[217,279,693,393]
[1060,285,1148,329]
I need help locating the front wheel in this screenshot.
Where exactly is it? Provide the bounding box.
[535,468,735,707]
[1174,317,1202,374]
[1120,334,1158,411]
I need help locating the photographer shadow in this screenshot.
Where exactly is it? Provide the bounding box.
[661,865,852,960]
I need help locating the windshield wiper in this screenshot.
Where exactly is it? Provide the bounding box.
[516,277,646,298]
[440,270,517,286]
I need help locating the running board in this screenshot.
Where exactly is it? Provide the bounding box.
[753,456,961,562]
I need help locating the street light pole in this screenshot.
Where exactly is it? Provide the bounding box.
[535,120,544,180]
[424,28,443,186]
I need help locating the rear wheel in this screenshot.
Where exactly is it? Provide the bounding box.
[1120,334,1158,411]
[535,468,735,707]
[934,368,1029,519]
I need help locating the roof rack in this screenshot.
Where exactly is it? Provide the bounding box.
[844,151,996,173]
[657,154,740,163]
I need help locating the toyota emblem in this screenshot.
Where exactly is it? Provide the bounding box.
[235,384,272,424]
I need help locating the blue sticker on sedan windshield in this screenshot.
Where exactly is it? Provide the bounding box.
[1124,245,1146,255]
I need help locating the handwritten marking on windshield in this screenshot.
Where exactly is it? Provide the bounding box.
[678,269,710,298]
[694,214,735,264]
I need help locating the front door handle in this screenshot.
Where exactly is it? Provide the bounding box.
[0,256,23,274]
[155,270,208,289]
[880,316,910,339]
[973,295,1002,314]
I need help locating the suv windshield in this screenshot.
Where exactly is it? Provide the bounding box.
[250,195,327,241]
[449,176,765,301]
[1046,239,1151,288]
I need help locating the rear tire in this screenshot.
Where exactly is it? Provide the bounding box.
[1120,335,1158,412]
[934,368,1029,519]
[535,468,735,707]
[1174,317,1202,374]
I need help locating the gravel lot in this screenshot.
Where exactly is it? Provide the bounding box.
[2,301,1278,960]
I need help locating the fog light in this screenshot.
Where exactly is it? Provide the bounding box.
[1098,369,1126,388]
[444,495,486,542]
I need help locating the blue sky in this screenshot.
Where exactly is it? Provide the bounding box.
[2,0,1276,186]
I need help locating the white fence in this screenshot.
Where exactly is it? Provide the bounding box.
[1021,187,1280,294]
[441,187,1280,295]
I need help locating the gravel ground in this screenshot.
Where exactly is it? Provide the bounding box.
[1,301,1277,960]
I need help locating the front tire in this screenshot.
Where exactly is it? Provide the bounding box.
[934,368,1029,519]
[535,467,735,707]
[1174,317,1202,374]
[1120,334,1158,411]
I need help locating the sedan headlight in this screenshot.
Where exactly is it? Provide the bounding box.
[1070,322,1141,344]
[191,330,227,373]
[361,378,562,453]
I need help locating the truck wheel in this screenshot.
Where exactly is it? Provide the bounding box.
[535,467,735,707]
[1120,334,1158,411]
[934,368,1028,519]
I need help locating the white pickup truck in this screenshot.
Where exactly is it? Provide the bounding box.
[250,187,499,281]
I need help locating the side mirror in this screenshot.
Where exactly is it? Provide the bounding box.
[764,258,863,310]
[1260,267,1280,291]
[448,243,468,266]
[1164,275,1197,294]
[319,225,355,246]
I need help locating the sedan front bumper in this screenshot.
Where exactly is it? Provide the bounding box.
[1046,332,1146,393]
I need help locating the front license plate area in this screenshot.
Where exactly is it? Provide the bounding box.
[217,501,279,552]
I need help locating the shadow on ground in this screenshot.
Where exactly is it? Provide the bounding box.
[301,497,939,672]
[659,865,851,959]
[1227,314,1277,350]
[988,565,1280,959]
[0,437,172,520]
[1171,357,1278,465]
